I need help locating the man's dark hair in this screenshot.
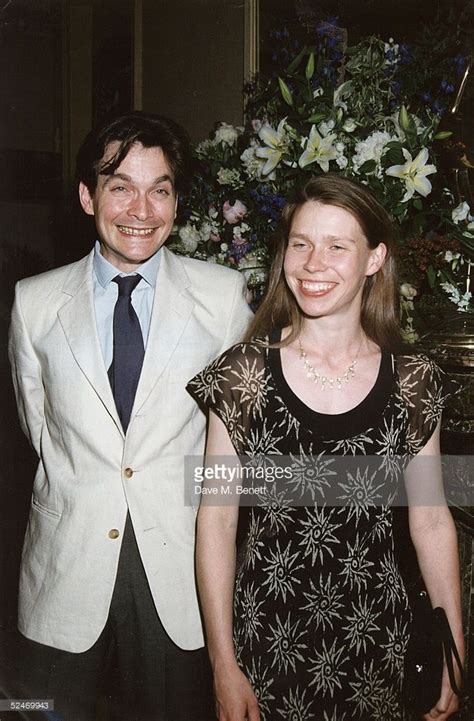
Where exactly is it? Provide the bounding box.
[76,111,194,195]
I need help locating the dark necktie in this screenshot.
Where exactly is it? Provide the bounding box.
[108,275,145,432]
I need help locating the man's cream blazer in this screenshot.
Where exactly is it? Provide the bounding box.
[8,246,252,653]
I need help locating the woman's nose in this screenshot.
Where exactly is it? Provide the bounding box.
[303,247,327,272]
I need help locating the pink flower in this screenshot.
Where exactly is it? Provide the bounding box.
[223,199,247,224]
[210,232,221,243]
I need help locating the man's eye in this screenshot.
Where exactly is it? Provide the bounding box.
[155,187,170,196]
[330,244,345,251]
[111,186,128,193]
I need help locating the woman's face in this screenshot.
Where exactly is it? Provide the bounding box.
[283,201,386,321]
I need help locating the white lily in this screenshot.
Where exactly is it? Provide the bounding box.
[451,201,470,224]
[386,147,436,202]
[256,118,289,175]
[298,125,338,172]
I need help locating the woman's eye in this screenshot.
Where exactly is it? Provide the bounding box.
[290,241,307,250]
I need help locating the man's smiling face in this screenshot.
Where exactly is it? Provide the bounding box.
[79,142,177,272]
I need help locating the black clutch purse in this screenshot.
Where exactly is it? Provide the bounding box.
[403,589,464,714]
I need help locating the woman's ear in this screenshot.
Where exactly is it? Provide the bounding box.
[79,182,95,216]
[366,242,387,277]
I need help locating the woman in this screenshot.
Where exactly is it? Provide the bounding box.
[187,175,464,721]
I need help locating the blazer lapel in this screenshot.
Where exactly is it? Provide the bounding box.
[133,247,194,414]
[57,251,124,436]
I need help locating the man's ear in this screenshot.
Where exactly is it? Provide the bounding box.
[79,182,95,216]
[174,193,178,219]
[366,242,387,277]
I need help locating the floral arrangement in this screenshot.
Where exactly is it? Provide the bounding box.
[170,19,473,337]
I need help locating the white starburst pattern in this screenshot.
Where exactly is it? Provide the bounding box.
[239,512,265,570]
[404,425,425,455]
[340,534,374,592]
[307,638,348,698]
[246,418,285,457]
[274,397,301,434]
[261,485,295,533]
[347,659,385,717]
[420,384,448,425]
[398,373,419,410]
[342,598,381,655]
[266,612,307,674]
[330,432,374,454]
[338,466,386,520]
[276,685,316,720]
[375,552,404,612]
[374,417,403,479]
[287,450,336,502]
[261,540,304,603]
[238,581,266,649]
[190,353,233,405]
[400,353,439,380]
[301,574,344,632]
[321,707,348,721]
[218,397,246,448]
[295,507,342,565]
[245,656,276,720]
[380,617,410,675]
[231,356,272,419]
[371,687,405,721]
[368,506,392,542]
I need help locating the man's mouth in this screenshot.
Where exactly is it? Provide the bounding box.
[117,225,156,237]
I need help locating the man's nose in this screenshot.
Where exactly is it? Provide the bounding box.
[128,193,153,221]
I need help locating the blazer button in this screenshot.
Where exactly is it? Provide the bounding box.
[124,467,134,479]
[108,529,120,539]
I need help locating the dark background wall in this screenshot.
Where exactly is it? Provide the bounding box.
[1,0,473,638]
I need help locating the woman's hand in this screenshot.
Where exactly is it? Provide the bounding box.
[213,663,260,721]
[422,660,462,720]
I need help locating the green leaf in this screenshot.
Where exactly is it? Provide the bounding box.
[278,77,294,107]
[413,198,423,210]
[433,130,453,140]
[384,147,405,165]
[358,159,377,174]
[287,48,306,74]
[398,105,410,132]
[392,204,406,217]
[306,113,326,124]
[427,265,437,288]
[305,52,315,80]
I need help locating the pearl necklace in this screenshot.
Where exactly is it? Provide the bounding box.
[298,336,363,391]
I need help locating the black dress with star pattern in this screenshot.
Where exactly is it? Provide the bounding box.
[187,335,449,721]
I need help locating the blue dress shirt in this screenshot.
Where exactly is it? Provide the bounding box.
[92,241,161,369]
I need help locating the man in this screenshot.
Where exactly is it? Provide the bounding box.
[8,111,252,720]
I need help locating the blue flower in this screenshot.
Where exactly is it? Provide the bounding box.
[391,80,403,96]
[385,48,397,63]
[440,79,454,94]
[399,43,412,64]
[454,54,466,75]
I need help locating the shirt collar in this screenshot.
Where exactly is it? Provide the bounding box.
[93,241,161,288]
